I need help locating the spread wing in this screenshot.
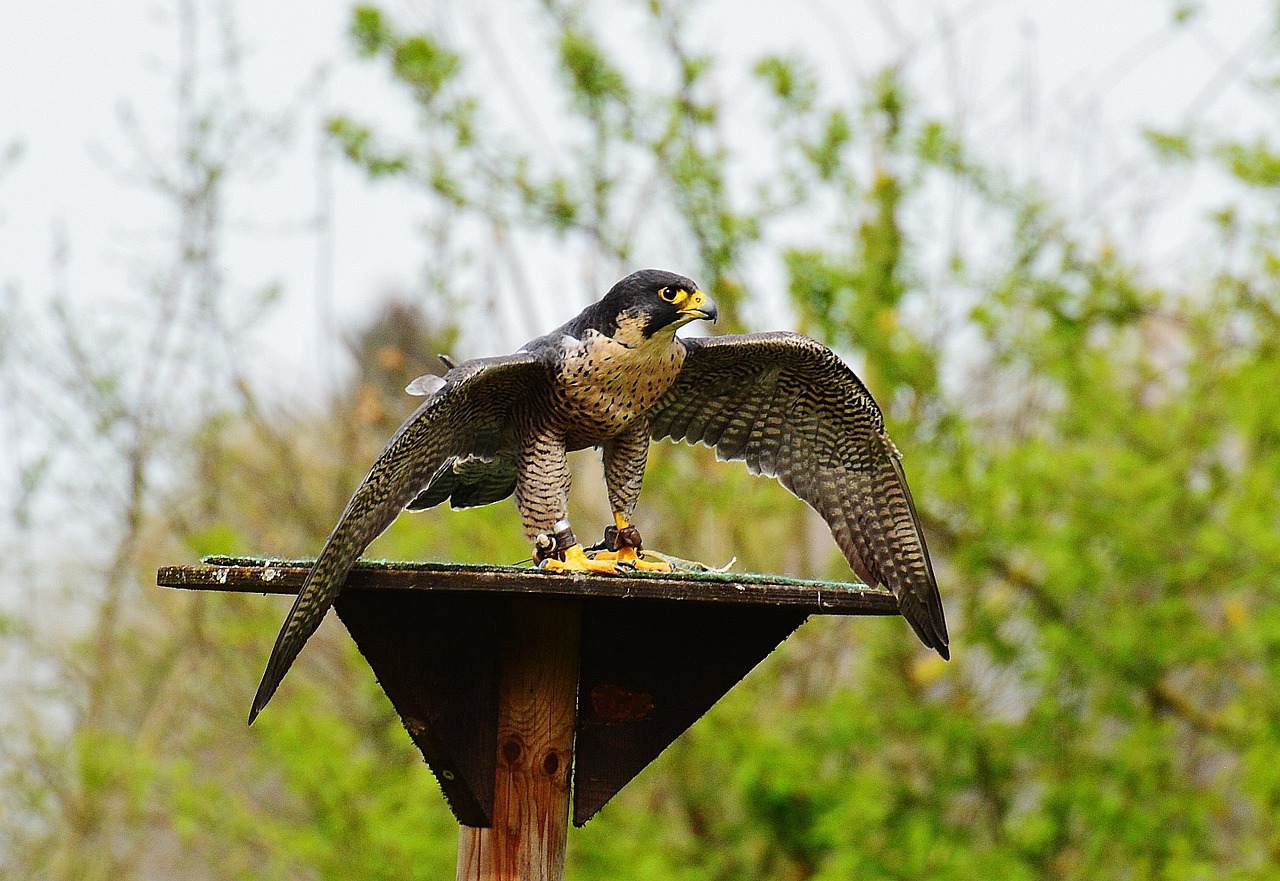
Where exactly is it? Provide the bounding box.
[249,352,555,723]
[651,332,949,658]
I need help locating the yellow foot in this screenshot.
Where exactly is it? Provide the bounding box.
[583,512,674,572]
[541,543,635,575]
[588,546,674,572]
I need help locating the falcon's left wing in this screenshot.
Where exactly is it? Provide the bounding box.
[650,332,949,658]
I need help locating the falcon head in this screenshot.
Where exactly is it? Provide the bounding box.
[597,269,718,340]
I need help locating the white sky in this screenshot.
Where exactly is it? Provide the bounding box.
[0,0,1271,397]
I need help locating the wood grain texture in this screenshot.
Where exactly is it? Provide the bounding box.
[457,598,581,881]
[157,558,900,616]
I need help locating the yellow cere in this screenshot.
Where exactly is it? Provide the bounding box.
[679,289,708,314]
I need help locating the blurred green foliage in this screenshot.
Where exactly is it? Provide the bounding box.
[4,1,1280,879]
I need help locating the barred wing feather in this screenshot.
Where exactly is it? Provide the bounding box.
[249,353,554,722]
[651,333,949,658]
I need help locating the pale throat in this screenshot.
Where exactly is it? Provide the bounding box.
[610,312,669,350]
[597,314,684,368]
[558,314,686,434]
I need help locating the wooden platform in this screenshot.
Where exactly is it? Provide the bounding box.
[158,557,899,831]
[159,556,898,615]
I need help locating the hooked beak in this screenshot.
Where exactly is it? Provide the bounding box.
[678,289,718,324]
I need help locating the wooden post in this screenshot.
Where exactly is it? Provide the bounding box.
[457,597,582,881]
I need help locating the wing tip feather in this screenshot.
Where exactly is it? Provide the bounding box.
[898,588,951,660]
[248,636,295,725]
[248,659,282,725]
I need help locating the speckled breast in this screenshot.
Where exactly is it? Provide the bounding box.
[555,331,686,447]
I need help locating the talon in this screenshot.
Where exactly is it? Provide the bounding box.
[616,546,674,572]
[541,543,635,575]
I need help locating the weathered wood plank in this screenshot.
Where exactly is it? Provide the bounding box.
[334,591,503,828]
[157,557,899,616]
[574,601,808,825]
[457,598,581,881]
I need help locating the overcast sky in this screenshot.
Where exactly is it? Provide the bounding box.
[0,0,1271,393]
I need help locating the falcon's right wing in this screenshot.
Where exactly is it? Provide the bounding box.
[248,352,555,723]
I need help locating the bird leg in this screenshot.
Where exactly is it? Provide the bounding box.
[587,512,674,572]
[594,425,673,571]
[537,519,641,574]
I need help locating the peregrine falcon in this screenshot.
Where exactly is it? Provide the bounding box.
[249,269,949,723]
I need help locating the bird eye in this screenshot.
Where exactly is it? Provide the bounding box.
[659,286,680,303]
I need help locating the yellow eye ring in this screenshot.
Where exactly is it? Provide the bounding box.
[659,286,680,303]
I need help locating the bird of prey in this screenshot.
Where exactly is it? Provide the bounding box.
[249,269,948,723]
